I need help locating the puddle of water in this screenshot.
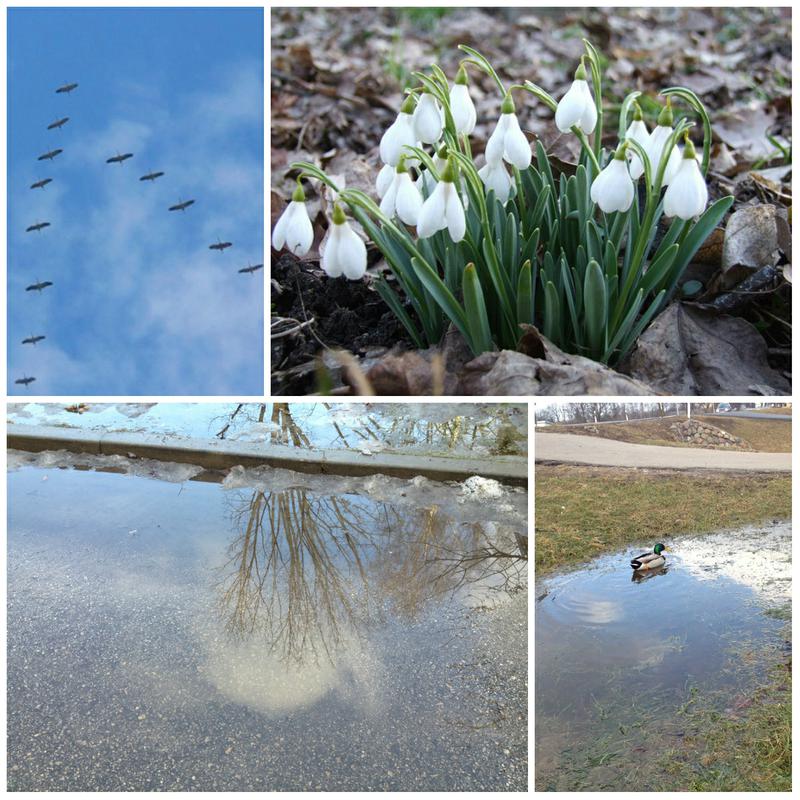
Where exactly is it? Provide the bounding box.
[8,463,528,791]
[535,523,791,791]
[7,402,528,457]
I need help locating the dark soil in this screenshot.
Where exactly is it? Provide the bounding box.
[271,252,413,394]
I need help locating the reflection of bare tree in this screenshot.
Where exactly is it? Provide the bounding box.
[217,487,527,664]
[269,403,311,447]
[217,488,387,663]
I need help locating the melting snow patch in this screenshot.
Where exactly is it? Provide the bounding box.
[460,475,505,502]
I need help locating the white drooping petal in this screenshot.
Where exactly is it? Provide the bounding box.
[320,226,343,278]
[625,118,649,179]
[376,163,395,197]
[479,160,513,204]
[449,83,477,135]
[379,111,416,166]
[337,223,368,280]
[379,175,400,219]
[416,180,448,238]
[663,158,708,220]
[394,172,423,226]
[413,94,444,144]
[555,79,596,133]
[646,125,681,186]
[272,200,313,256]
[590,157,634,213]
[443,183,466,242]
[485,114,509,165]
[322,221,367,280]
[502,112,532,169]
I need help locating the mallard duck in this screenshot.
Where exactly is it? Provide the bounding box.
[630,543,667,571]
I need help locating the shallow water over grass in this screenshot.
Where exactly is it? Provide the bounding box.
[535,523,790,791]
[8,463,527,791]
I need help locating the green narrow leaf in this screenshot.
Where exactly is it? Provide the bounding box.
[639,242,679,297]
[543,280,561,344]
[373,277,425,349]
[583,259,608,357]
[463,263,494,355]
[668,196,734,286]
[516,259,534,327]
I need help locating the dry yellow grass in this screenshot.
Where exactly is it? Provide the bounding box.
[545,415,791,453]
[535,465,791,574]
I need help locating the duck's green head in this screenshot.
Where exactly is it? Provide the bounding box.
[654,543,666,555]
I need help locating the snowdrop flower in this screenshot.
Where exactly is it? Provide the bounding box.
[449,65,476,135]
[479,159,514,204]
[416,145,448,195]
[625,103,649,180]
[663,136,708,220]
[416,157,466,242]
[645,101,681,186]
[321,203,367,280]
[485,93,532,170]
[376,163,395,198]
[555,58,597,134]
[272,180,313,256]
[590,143,635,213]
[379,94,417,166]
[413,91,444,144]
[380,155,424,225]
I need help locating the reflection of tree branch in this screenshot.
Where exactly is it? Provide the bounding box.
[217,487,386,664]
[216,487,527,665]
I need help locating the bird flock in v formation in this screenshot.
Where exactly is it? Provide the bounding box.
[16,80,264,389]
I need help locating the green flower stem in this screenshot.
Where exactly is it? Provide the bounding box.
[571,126,602,174]
[618,90,642,138]
[513,166,527,235]
[582,39,604,159]
[520,81,557,112]
[661,87,713,176]
[457,45,506,96]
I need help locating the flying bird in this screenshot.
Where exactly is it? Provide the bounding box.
[140,170,165,182]
[14,376,36,386]
[238,262,263,274]
[47,116,70,130]
[168,198,195,212]
[22,335,46,345]
[209,239,233,252]
[30,178,53,190]
[26,221,51,233]
[26,280,53,292]
[106,152,133,164]
[37,148,63,161]
[55,82,78,94]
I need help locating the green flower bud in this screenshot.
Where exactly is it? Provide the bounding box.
[291,180,306,202]
[331,202,346,225]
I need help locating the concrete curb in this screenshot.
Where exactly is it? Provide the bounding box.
[7,424,528,487]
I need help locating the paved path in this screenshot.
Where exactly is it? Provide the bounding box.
[536,433,791,472]
[722,411,792,421]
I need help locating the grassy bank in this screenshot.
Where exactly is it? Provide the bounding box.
[662,632,791,791]
[544,415,790,452]
[535,465,792,574]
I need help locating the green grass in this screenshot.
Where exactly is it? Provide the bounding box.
[661,656,791,791]
[535,465,792,574]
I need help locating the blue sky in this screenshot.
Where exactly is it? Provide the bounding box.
[8,8,264,395]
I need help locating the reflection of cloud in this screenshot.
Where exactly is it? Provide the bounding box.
[676,524,791,605]
[204,632,382,716]
[581,599,623,624]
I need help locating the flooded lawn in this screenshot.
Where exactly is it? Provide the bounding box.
[8,457,527,791]
[535,523,790,791]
